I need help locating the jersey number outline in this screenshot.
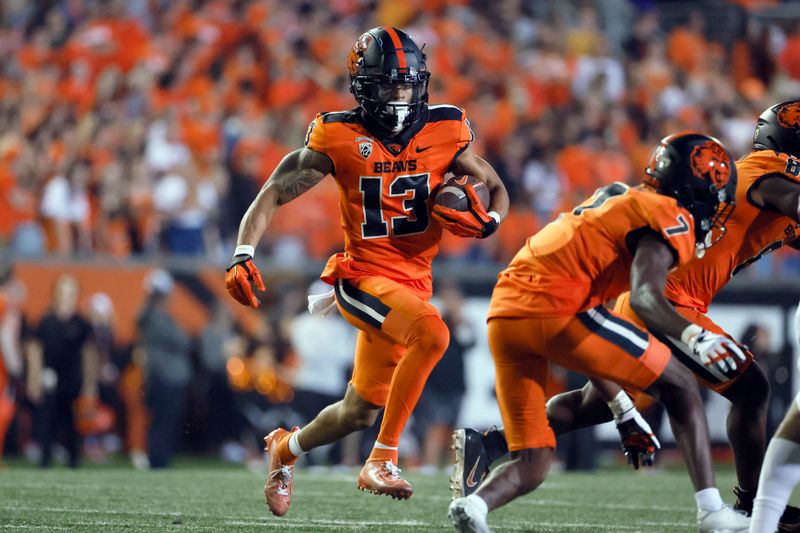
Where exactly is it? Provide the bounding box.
[732,239,784,277]
[785,157,800,177]
[572,182,629,215]
[360,173,431,239]
[665,214,690,237]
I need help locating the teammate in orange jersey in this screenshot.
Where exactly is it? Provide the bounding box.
[224,27,509,516]
[454,102,800,532]
[448,133,752,533]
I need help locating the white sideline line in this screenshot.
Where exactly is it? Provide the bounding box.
[227,518,694,531]
[0,495,693,516]
[0,527,69,531]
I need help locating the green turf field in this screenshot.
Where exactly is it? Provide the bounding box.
[0,461,741,532]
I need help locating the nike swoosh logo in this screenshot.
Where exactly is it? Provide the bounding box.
[465,458,481,488]
[415,145,432,153]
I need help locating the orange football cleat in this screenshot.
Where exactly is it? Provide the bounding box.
[357,459,413,500]
[263,427,298,516]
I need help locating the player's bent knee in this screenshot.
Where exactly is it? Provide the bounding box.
[723,361,769,407]
[340,405,379,430]
[408,315,450,356]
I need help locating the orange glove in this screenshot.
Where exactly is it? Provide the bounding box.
[226,251,266,308]
[432,184,499,238]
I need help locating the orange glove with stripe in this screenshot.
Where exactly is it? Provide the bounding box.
[432,184,499,238]
[226,246,266,308]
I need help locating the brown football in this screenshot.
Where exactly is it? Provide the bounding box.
[434,175,490,212]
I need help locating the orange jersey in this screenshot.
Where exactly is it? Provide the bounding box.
[488,184,697,318]
[665,150,800,312]
[305,105,473,299]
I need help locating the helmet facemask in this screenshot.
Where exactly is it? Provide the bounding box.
[353,73,429,134]
[690,187,735,258]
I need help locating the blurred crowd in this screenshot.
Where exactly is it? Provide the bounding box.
[0,265,481,470]
[2,0,800,273]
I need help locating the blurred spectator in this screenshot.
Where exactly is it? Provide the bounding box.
[414,281,475,472]
[0,0,797,273]
[84,292,124,460]
[198,303,239,453]
[137,269,191,468]
[25,274,98,468]
[0,264,25,463]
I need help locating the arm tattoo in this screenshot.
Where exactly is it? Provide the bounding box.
[275,168,326,204]
[269,148,331,205]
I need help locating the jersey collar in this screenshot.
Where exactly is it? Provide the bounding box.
[357,105,429,156]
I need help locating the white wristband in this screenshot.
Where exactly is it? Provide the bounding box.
[607,390,634,421]
[488,211,501,224]
[681,324,703,345]
[234,245,255,258]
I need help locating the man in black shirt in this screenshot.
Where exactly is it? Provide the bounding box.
[26,274,97,468]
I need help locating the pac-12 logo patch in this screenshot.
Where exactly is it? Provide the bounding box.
[356,136,373,159]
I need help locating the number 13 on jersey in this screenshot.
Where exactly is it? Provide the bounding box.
[360,174,431,239]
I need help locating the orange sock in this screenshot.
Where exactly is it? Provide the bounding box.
[276,428,301,465]
[373,316,449,459]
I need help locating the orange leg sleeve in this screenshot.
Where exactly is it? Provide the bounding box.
[370,315,449,462]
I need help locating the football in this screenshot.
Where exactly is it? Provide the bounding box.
[434,175,490,212]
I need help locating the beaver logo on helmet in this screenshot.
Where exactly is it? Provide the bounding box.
[776,101,800,129]
[753,100,800,158]
[690,140,732,190]
[347,33,373,76]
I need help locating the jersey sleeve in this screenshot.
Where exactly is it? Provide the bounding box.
[762,152,800,183]
[304,114,328,155]
[644,198,696,267]
[456,109,475,154]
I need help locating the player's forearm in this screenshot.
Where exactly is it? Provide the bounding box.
[629,284,691,341]
[486,178,510,220]
[476,156,509,219]
[589,377,623,402]
[236,185,280,249]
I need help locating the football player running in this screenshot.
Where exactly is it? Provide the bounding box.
[448,133,751,533]
[225,27,509,516]
[454,102,800,532]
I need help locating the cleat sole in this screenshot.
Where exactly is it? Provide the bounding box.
[450,430,467,500]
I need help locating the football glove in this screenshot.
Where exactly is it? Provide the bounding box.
[432,184,498,239]
[226,253,266,308]
[615,408,660,470]
[683,326,746,374]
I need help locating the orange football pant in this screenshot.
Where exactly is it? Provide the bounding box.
[333,276,449,460]
[614,291,754,395]
[489,305,671,452]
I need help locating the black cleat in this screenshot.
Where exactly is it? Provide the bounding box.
[733,485,754,516]
[483,426,509,465]
[450,429,490,500]
[779,504,800,532]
